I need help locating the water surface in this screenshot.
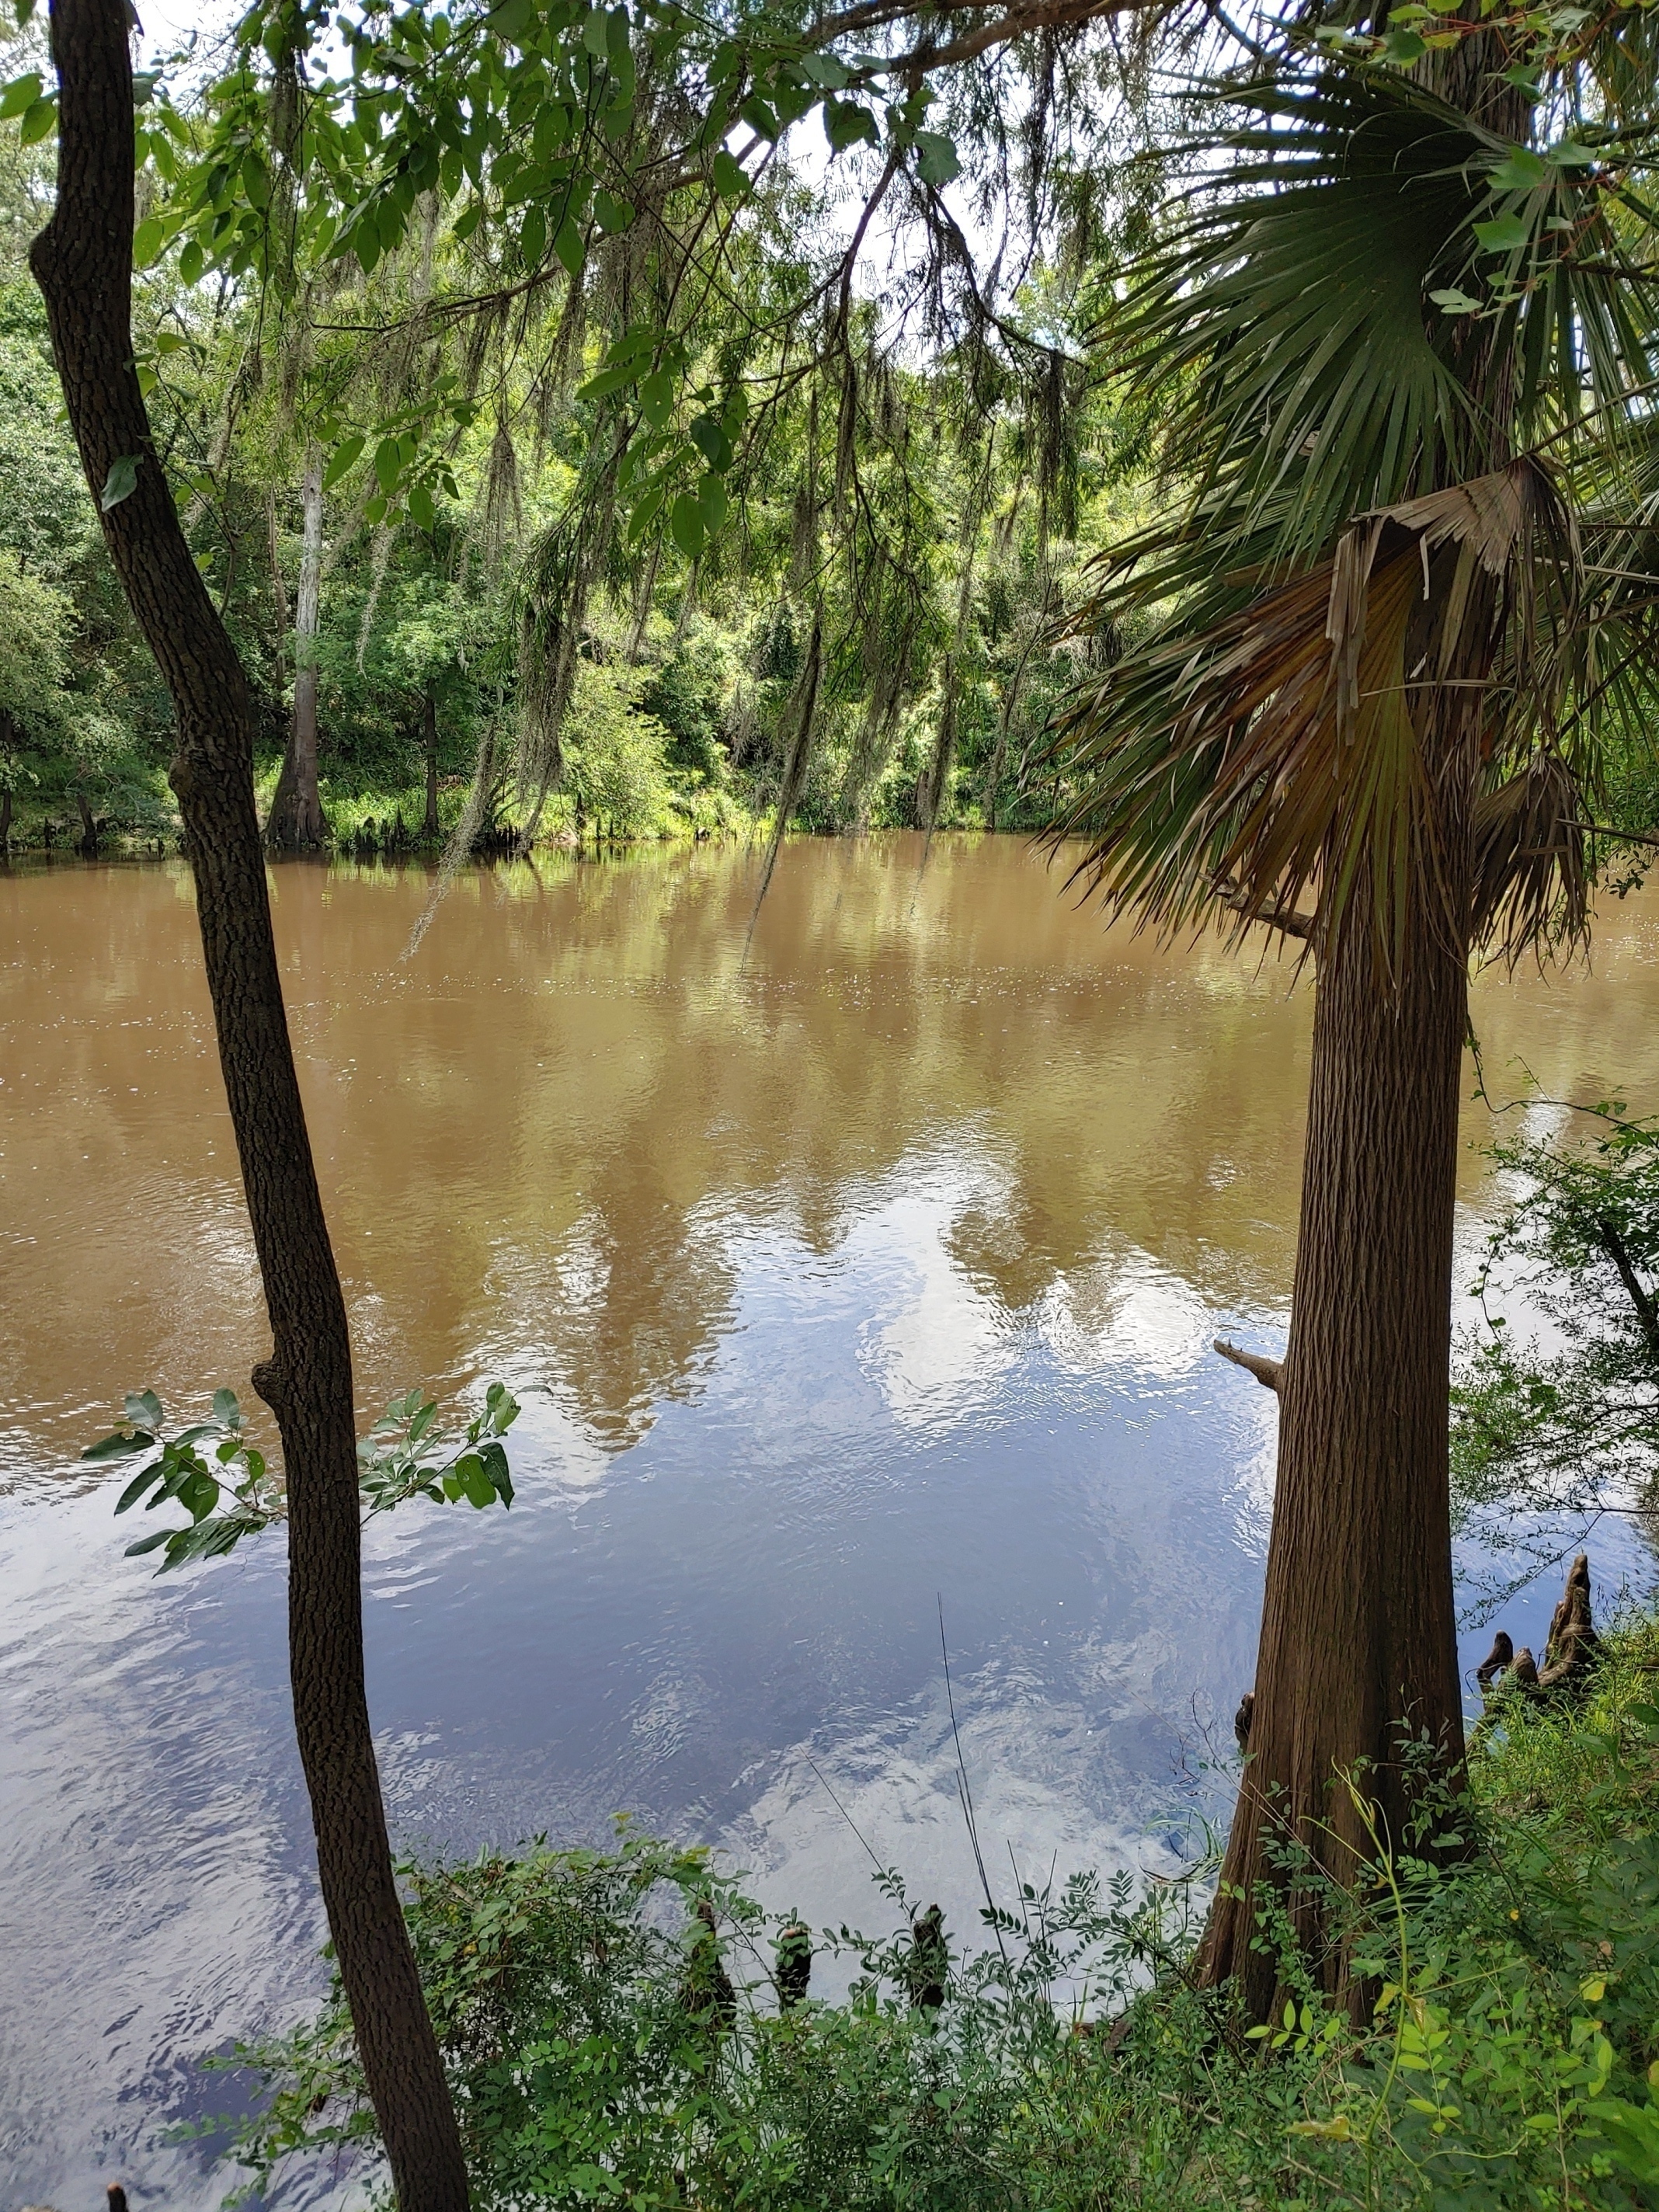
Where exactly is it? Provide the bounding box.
[2,835,1655,2206]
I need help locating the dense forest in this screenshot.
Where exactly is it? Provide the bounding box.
[8,0,1659,2200]
[0,30,1147,857]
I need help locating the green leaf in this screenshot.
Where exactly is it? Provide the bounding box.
[0,70,40,118]
[627,481,667,540]
[798,51,851,87]
[520,203,546,267]
[374,436,402,495]
[594,190,634,234]
[1428,287,1483,314]
[408,484,435,533]
[1473,213,1530,252]
[639,370,674,426]
[914,130,959,187]
[18,92,55,144]
[478,1439,513,1505]
[582,8,610,54]
[1381,26,1426,61]
[85,1430,155,1465]
[241,148,270,208]
[697,472,729,534]
[687,414,730,470]
[711,148,746,199]
[178,237,204,285]
[114,1463,162,1511]
[823,99,877,155]
[555,216,584,275]
[123,1527,176,1557]
[1490,146,1547,190]
[100,454,141,511]
[132,217,168,270]
[323,435,365,490]
[670,492,705,560]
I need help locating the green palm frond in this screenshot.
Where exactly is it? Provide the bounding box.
[1051,57,1654,969]
[1098,68,1653,566]
[1109,75,1483,560]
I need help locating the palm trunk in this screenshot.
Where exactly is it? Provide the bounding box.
[1201,521,1496,2017]
[422,691,440,841]
[1199,857,1471,2018]
[1197,43,1522,2027]
[30,5,469,2204]
[266,443,326,850]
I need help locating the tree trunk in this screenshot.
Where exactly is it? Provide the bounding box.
[422,690,440,841]
[266,443,326,850]
[30,6,469,2205]
[1201,516,1497,2019]
[1196,43,1522,2029]
[75,788,99,854]
[1198,867,1471,2019]
[0,783,12,851]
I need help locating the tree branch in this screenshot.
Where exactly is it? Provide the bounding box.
[1213,1338,1282,1392]
[1596,1215,1659,1368]
[823,0,1166,77]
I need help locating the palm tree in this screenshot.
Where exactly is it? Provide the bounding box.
[1050,46,1657,2022]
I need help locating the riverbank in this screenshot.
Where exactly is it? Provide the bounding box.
[230,1595,1659,2210]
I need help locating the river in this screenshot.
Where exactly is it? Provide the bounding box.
[2,834,1656,2207]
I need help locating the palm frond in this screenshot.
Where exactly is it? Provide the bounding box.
[1049,458,1582,967]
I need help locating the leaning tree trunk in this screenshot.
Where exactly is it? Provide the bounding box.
[1198,841,1472,2020]
[30,5,470,2205]
[266,442,326,850]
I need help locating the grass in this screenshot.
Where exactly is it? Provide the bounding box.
[214,1616,1659,2210]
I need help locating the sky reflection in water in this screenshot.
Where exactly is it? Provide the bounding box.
[2,836,1656,2206]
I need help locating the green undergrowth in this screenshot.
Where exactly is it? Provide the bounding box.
[221,1612,1659,2210]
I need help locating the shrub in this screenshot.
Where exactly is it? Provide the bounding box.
[221,1617,1659,2210]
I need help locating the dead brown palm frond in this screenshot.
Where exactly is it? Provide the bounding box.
[1049,456,1583,974]
[1470,752,1589,960]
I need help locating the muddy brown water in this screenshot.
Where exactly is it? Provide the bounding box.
[2,834,1655,2205]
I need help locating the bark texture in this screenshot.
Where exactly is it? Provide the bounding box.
[30,7,468,2203]
[1199,868,1471,2019]
[266,442,326,850]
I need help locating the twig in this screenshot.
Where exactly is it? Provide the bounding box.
[804,1753,886,1876]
